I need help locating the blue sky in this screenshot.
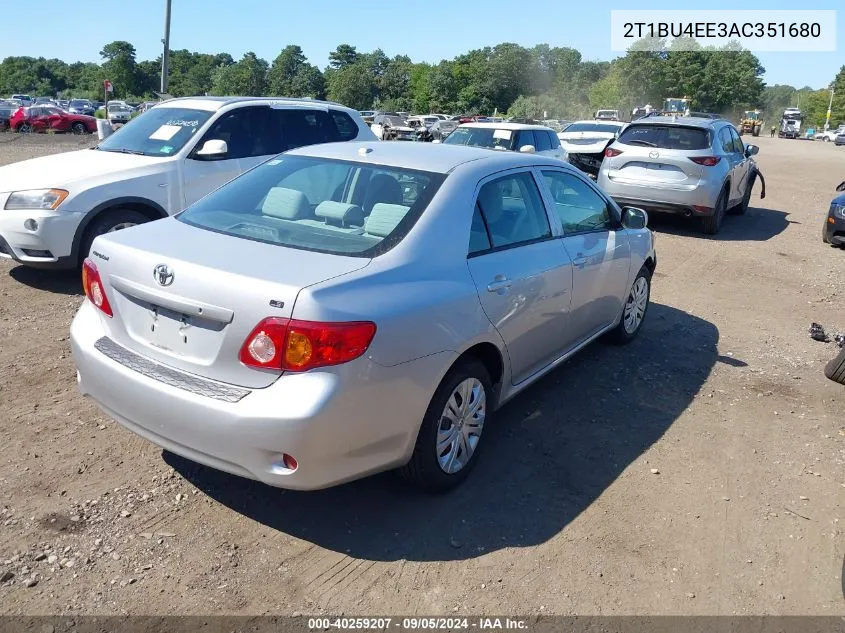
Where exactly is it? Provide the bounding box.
[3,0,842,88]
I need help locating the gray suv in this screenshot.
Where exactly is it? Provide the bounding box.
[598,116,760,234]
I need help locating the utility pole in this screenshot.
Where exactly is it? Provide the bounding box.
[160,0,172,95]
[825,85,834,130]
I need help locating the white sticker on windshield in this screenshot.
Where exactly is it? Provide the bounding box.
[149,124,181,141]
[493,129,512,140]
[267,159,282,165]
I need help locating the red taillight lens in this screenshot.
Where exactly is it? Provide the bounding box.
[605,147,623,157]
[81,258,113,317]
[239,318,376,372]
[689,156,722,166]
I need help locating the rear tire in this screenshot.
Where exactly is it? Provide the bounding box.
[607,265,651,345]
[701,188,728,235]
[399,359,492,493]
[824,346,845,385]
[78,209,150,267]
[729,172,755,216]
[17,123,32,134]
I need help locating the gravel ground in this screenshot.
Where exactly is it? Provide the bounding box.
[0,134,843,616]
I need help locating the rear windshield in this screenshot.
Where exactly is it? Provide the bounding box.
[564,122,623,134]
[178,155,445,257]
[617,125,710,150]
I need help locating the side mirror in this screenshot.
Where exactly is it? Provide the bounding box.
[622,206,648,230]
[432,139,441,144]
[744,144,759,157]
[519,144,536,154]
[195,139,228,160]
[836,181,845,192]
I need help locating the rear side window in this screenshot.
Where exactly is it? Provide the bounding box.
[473,172,551,250]
[548,132,561,149]
[618,125,710,150]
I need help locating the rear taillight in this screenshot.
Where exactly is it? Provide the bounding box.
[605,147,623,157]
[239,318,376,372]
[81,258,113,317]
[689,156,721,166]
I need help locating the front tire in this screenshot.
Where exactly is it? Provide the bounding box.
[607,266,651,344]
[702,188,728,235]
[400,359,492,492]
[17,123,32,134]
[78,209,150,267]
[71,122,86,135]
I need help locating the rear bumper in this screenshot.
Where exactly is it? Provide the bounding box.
[609,196,713,217]
[70,301,453,490]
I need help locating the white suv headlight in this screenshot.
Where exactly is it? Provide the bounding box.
[5,189,68,210]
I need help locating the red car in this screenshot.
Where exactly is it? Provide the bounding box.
[10,105,97,134]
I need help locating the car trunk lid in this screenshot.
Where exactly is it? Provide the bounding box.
[89,218,370,389]
[604,144,705,185]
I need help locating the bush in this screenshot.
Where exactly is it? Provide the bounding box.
[95,110,105,119]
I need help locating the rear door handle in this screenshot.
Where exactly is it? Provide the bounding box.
[487,277,512,293]
[573,256,587,268]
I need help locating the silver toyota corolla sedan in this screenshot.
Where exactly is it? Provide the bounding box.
[71,142,656,492]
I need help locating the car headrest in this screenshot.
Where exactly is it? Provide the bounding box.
[364,203,410,237]
[261,187,310,220]
[315,201,365,227]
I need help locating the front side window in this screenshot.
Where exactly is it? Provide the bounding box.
[718,127,735,154]
[198,107,280,159]
[473,172,551,249]
[729,127,744,154]
[542,171,614,234]
[534,131,552,152]
[178,155,444,257]
[516,130,536,150]
[97,106,213,156]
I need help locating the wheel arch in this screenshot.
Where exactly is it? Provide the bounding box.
[71,197,168,263]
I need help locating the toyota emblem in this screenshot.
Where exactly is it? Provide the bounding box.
[649,150,660,159]
[153,264,174,287]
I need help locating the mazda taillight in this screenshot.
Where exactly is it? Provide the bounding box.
[81,258,113,317]
[239,318,376,372]
[605,147,623,157]
[689,156,721,166]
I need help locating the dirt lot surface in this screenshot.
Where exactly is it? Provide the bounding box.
[0,133,843,616]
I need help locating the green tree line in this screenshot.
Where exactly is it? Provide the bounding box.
[1,39,843,126]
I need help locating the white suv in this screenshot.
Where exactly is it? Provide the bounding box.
[0,97,376,270]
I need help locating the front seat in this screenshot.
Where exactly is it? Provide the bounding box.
[363,174,403,215]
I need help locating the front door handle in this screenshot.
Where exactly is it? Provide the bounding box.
[487,276,512,293]
[573,256,587,268]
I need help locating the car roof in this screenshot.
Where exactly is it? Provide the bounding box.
[287,140,561,174]
[155,96,349,113]
[568,119,625,126]
[460,122,553,131]
[627,115,724,129]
